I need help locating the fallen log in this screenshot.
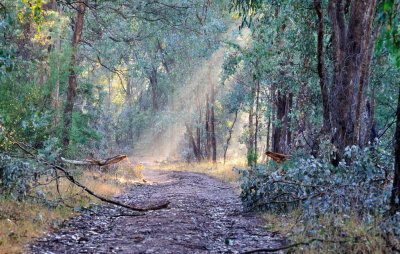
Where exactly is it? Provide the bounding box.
[265,151,292,163]
[61,155,127,167]
[15,143,169,212]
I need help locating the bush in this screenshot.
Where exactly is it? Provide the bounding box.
[0,138,60,200]
[0,154,35,199]
[236,141,400,251]
[238,143,392,213]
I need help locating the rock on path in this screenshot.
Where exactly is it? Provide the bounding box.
[30,169,283,253]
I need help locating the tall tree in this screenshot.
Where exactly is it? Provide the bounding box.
[231,0,380,162]
[62,0,88,147]
[149,66,159,112]
[328,0,378,162]
[210,82,217,163]
[313,0,330,132]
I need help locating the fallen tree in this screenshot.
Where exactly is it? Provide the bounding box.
[61,155,127,167]
[15,143,169,212]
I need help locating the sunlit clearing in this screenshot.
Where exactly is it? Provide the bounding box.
[151,158,247,184]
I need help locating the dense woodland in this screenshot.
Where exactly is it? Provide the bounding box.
[1,0,400,252]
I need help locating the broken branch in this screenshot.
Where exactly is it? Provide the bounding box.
[61,154,127,167]
[15,143,170,212]
[265,151,292,163]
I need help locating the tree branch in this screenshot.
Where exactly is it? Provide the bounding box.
[15,143,170,212]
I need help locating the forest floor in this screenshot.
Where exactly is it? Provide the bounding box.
[29,164,284,253]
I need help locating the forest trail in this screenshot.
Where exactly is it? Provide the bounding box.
[29,167,283,254]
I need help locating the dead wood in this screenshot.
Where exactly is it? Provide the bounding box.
[15,143,170,212]
[61,154,127,167]
[265,151,292,163]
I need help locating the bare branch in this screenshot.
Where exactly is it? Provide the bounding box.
[15,143,170,212]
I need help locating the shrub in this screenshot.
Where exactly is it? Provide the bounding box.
[0,138,60,200]
[236,141,400,251]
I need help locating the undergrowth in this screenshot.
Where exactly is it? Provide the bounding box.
[236,142,400,253]
[0,157,142,254]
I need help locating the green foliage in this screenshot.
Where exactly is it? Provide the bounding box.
[0,3,17,74]
[236,143,399,251]
[377,0,400,67]
[238,143,392,213]
[0,136,60,200]
[229,0,263,28]
[70,112,101,146]
[0,154,33,199]
[246,148,257,166]
[0,74,52,147]
[21,0,44,26]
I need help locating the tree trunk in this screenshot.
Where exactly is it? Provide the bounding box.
[314,0,330,132]
[273,90,287,154]
[390,88,400,214]
[327,0,378,161]
[224,109,238,164]
[186,124,201,162]
[265,114,271,157]
[285,93,293,152]
[247,82,256,166]
[62,0,88,147]
[51,2,63,127]
[210,83,217,163]
[157,38,171,74]
[197,108,202,159]
[255,80,261,156]
[126,79,134,143]
[205,94,211,160]
[248,95,255,158]
[149,66,159,112]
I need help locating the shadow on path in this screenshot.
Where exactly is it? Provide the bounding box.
[30,169,283,253]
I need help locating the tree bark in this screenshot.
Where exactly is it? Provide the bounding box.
[210,83,217,163]
[272,88,293,155]
[255,80,261,160]
[247,81,257,166]
[265,114,271,159]
[285,93,293,152]
[205,94,211,160]
[390,88,400,214]
[195,88,203,159]
[248,89,255,162]
[186,124,201,162]
[62,0,88,147]
[197,121,202,158]
[149,66,159,112]
[314,0,330,132]
[270,21,292,155]
[327,0,378,161]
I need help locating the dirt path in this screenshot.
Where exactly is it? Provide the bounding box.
[29,169,283,253]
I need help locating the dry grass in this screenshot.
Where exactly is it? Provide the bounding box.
[153,158,246,184]
[0,160,143,254]
[262,210,396,253]
[0,199,72,254]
